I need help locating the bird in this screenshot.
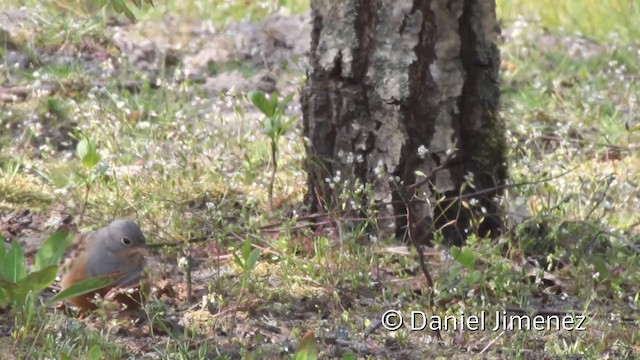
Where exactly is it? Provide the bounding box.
[59,219,150,313]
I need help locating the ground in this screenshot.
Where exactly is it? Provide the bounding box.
[1,1,639,359]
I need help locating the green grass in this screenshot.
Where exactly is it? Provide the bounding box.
[1,0,639,358]
[498,0,640,42]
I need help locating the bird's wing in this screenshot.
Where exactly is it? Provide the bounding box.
[59,234,92,290]
[113,268,144,289]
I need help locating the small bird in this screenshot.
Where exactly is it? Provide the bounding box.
[60,219,150,312]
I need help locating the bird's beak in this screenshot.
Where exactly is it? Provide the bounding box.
[136,245,151,257]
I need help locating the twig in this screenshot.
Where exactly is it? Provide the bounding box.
[406,150,457,190]
[478,330,504,355]
[268,140,278,212]
[453,164,580,201]
[77,182,91,227]
[185,254,193,303]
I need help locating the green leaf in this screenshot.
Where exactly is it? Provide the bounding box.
[76,137,100,168]
[0,287,9,307]
[241,237,252,261]
[450,246,476,270]
[246,248,260,271]
[465,270,482,284]
[120,4,136,21]
[263,121,274,137]
[1,266,59,308]
[232,253,243,269]
[0,279,19,306]
[86,345,103,360]
[279,92,294,110]
[249,90,276,117]
[87,0,109,12]
[16,266,58,296]
[281,115,297,132]
[47,274,118,305]
[269,93,279,115]
[0,234,6,261]
[76,137,89,161]
[34,232,71,271]
[294,331,319,360]
[2,240,25,283]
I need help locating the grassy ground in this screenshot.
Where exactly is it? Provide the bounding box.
[1,0,639,359]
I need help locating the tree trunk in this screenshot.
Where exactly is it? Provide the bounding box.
[301,0,506,246]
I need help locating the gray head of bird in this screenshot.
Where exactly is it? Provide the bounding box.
[86,219,149,280]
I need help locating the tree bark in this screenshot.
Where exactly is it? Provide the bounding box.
[301,0,506,245]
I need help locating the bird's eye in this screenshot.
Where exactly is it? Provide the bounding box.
[121,236,132,247]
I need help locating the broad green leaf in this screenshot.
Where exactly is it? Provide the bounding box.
[0,266,58,308]
[263,122,274,137]
[465,270,482,284]
[341,353,356,360]
[16,265,58,296]
[0,287,9,307]
[47,274,118,305]
[86,0,109,12]
[249,90,276,117]
[273,114,282,131]
[0,234,5,260]
[2,240,25,283]
[232,253,243,269]
[294,331,319,360]
[450,246,476,270]
[0,278,30,309]
[86,345,103,360]
[246,248,260,271]
[241,237,252,261]
[282,115,297,132]
[131,0,142,8]
[76,137,89,161]
[119,4,136,22]
[269,93,279,115]
[76,137,100,168]
[34,232,71,271]
[280,92,294,110]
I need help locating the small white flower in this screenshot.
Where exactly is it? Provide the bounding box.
[177,256,189,269]
[346,153,354,164]
[333,170,341,183]
[417,145,428,159]
[374,160,385,177]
